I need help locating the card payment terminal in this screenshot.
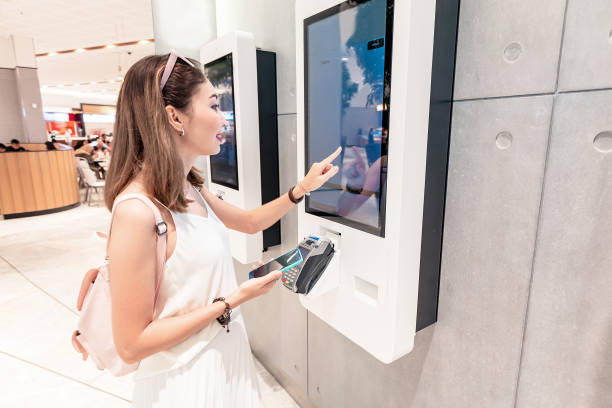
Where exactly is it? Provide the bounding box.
[281,235,335,294]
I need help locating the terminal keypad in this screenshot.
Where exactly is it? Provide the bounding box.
[282,266,299,290]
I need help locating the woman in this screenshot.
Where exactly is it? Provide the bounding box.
[98,52,340,407]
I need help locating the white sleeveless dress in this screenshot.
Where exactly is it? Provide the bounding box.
[130,191,261,407]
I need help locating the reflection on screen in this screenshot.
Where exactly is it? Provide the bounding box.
[305,0,391,236]
[205,53,239,190]
[277,248,302,267]
[268,248,301,271]
[298,245,311,261]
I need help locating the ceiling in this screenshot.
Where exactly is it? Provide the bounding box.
[0,0,155,106]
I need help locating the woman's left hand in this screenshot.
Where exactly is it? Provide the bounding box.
[301,147,342,193]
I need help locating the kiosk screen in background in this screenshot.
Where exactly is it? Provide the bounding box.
[304,0,392,237]
[205,53,239,190]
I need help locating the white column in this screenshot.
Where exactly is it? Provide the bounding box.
[151,0,217,59]
[215,0,296,114]
[0,35,45,143]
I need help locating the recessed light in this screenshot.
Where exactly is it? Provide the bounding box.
[75,48,85,53]
[106,44,116,49]
[138,40,150,44]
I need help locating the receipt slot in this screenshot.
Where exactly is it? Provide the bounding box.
[200,31,281,264]
[296,0,459,363]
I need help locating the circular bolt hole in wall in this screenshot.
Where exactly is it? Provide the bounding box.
[503,42,523,63]
[496,131,513,150]
[593,131,612,153]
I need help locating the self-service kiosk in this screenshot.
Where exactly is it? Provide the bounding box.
[200,31,281,264]
[296,0,459,363]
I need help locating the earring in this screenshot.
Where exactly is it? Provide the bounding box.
[181,128,185,137]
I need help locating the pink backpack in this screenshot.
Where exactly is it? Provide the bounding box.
[71,194,167,376]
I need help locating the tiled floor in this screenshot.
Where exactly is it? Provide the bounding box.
[0,200,299,407]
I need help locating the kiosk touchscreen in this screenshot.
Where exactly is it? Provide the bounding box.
[296,0,459,363]
[304,0,391,237]
[200,32,281,264]
[205,54,239,190]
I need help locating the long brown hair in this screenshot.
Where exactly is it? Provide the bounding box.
[104,54,206,212]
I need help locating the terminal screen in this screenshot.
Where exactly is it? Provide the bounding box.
[205,53,239,190]
[304,0,393,237]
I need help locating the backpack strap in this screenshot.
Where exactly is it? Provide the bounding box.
[108,193,168,307]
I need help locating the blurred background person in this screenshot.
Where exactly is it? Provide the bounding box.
[5,139,26,152]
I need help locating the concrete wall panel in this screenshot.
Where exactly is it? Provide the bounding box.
[453,0,565,99]
[558,0,612,91]
[515,90,612,408]
[306,96,553,408]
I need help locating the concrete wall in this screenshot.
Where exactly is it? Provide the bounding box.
[218,0,611,407]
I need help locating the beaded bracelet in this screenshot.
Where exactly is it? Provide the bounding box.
[213,297,232,332]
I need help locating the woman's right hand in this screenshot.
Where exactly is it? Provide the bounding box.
[226,263,282,307]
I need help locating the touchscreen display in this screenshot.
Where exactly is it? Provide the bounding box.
[205,53,239,190]
[304,0,392,237]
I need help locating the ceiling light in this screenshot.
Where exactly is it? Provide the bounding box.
[36,39,154,57]
[41,88,120,99]
[89,82,97,85]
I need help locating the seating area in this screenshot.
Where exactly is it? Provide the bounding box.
[75,157,105,206]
